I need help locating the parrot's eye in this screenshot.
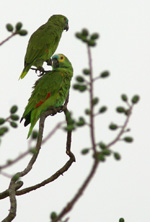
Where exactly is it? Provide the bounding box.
[60,56,64,60]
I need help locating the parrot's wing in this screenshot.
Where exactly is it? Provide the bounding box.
[22,71,63,118]
[25,25,59,65]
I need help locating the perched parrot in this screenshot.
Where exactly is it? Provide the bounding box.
[20,54,73,138]
[19,15,69,79]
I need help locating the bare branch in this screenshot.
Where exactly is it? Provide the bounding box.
[107,105,133,149]
[0,33,17,46]
[87,45,96,153]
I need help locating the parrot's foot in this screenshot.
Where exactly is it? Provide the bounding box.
[37,66,45,77]
[46,58,52,66]
[47,106,64,115]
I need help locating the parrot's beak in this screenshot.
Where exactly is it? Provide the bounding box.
[52,58,59,68]
[64,23,69,31]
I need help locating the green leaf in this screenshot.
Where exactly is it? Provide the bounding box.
[64,125,76,132]
[88,40,96,47]
[123,137,133,143]
[121,94,128,102]
[90,33,99,40]
[0,118,5,125]
[114,152,121,160]
[6,23,13,32]
[131,95,140,104]
[97,153,105,161]
[18,30,28,36]
[10,115,19,121]
[81,148,89,155]
[78,85,87,92]
[15,22,23,31]
[102,149,111,156]
[75,32,82,39]
[99,106,107,113]
[92,97,99,105]
[119,218,125,222]
[10,122,18,128]
[32,131,38,139]
[50,212,57,220]
[10,105,18,114]
[85,109,91,115]
[98,142,107,149]
[100,71,110,78]
[76,117,85,126]
[82,28,89,37]
[73,84,80,90]
[76,76,85,83]
[0,127,9,136]
[116,106,125,113]
[109,123,118,130]
[83,69,90,75]
[29,148,37,154]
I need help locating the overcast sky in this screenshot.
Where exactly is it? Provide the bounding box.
[0,0,150,221]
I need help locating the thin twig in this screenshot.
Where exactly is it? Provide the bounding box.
[15,109,75,195]
[0,150,31,171]
[0,33,17,46]
[51,45,98,222]
[87,45,96,153]
[107,105,133,148]
[42,121,65,144]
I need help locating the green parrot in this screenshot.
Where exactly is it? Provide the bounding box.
[19,15,69,79]
[20,54,73,138]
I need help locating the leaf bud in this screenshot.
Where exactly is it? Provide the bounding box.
[116,106,125,113]
[85,109,91,115]
[92,97,99,105]
[90,33,99,40]
[83,69,90,75]
[81,148,89,155]
[81,28,89,37]
[50,212,57,220]
[10,105,18,114]
[32,130,38,139]
[99,106,107,113]
[0,118,5,125]
[76,76,85,83]
[18,30,28,36]
[98,142,107,149]
[10,115,19,121]
[109,123,118,130]
[15,22,23,31]
[100,71,110,78]
[6,23,13,32]
[123,137,133,143]
[131,95,140,104]
[114,152,121,160]
[121,94,128,102]
[88,40,96,47]
[10,122,18,128]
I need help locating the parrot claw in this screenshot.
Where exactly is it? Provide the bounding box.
[37,66,45,77]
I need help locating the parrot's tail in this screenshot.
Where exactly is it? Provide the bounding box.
[27,125,34,139]
[27,116,38,139]
[19,66,30,80]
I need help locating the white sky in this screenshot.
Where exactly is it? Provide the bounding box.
[0,0,150,221]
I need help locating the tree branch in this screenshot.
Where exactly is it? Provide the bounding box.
[0,33,17,46]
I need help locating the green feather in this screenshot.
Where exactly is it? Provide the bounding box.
[21,54,73,138]
[19,15,69,79]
